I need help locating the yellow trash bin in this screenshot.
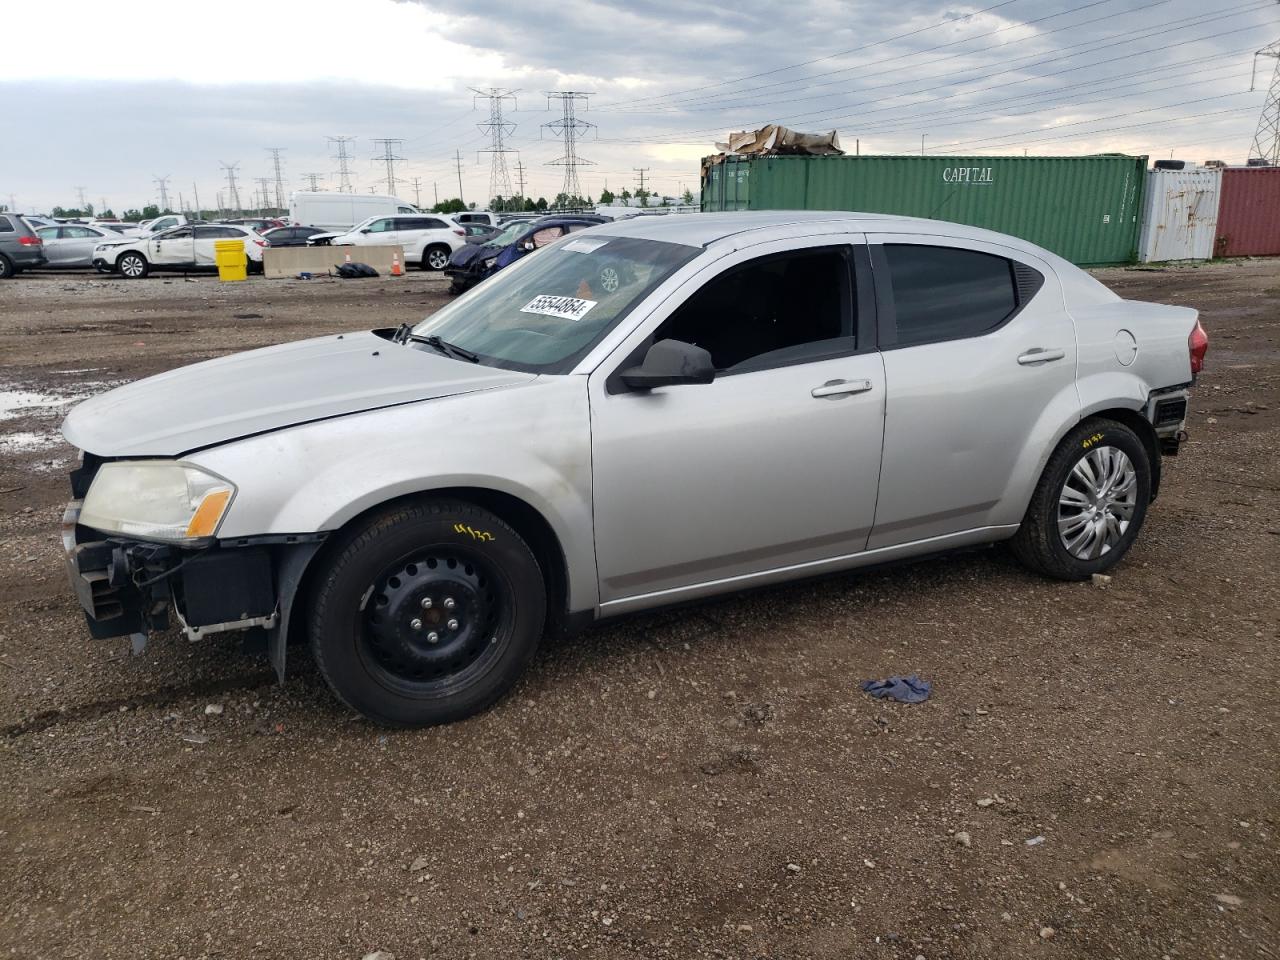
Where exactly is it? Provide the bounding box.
[214,239,248,282]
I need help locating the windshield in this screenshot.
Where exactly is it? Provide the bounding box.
[482,221,529,248]
[411,235,698,373]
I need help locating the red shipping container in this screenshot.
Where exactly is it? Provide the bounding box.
[1215,167,1280,257]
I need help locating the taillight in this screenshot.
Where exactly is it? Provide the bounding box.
[19,235,41,246]
[253,238,266,247]
[452,228,465,236]
[1188,318,1208,376]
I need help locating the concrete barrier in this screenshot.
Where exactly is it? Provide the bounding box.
[263,244,408,279]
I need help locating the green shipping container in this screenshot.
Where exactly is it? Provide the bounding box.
[701,154,1147,266]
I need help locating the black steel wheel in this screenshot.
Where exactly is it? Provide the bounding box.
[310,499,545,726]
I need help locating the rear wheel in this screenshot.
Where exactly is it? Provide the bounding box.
[309,499,546,727]
[116,251,149,278]
[1011,418,1151,580]
[423,245,451,271]
[0,254,13,279]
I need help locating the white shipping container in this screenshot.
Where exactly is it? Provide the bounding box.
[1137,167,1222,262]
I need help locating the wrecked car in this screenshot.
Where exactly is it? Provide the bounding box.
[60,212,1206,727]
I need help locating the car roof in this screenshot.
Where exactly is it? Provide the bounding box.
[589,210,1058,258]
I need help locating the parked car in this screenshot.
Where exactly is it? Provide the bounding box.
[59,212,1206,727]
[138,214,189,234]
[223,217,285,233]
[262,225,331,247]
[98,223,142,236]
[0,214,45,276]
[444,214,609,292]
[455,210,498,227]
[91,223,266,278]
[35,223,123,268]
[310,214,465,270]
[460,222,500,243]
[21,215,57,230]
[289,191,421,233]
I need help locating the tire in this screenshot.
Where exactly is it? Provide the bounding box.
[0,254,13,279]
[1010,418,1152,580]
[423,245,451,271]
[309,499,546,727]
[448,279,468,295]
[116,251,149,279]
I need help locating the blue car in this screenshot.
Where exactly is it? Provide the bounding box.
[444,214,610,293]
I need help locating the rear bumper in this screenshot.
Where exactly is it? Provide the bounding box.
[7,248,46,268]
[1146,386,1191,455]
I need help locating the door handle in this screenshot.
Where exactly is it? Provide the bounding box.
[1017,348,1066,365]
[811,378,873,399]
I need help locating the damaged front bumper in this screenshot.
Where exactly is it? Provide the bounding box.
[61,498,323,675]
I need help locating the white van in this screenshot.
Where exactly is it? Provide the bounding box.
[289,192,421,232]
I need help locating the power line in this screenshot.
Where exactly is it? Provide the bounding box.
[472,87,518,208]
[371,138,406,196]
[1250,11,1280,163]
[220,161,242,216]
[266,148,287,209]
[152,175,170,212]
[328,136,356,193]
[544,91,595,206]
[599,0,1029,112]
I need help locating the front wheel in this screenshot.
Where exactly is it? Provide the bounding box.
[309,500,546,727]
[1011,418,1152,580]
[423,245,451,271]
[116,251,149,278]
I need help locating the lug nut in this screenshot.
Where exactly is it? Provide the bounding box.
[443,597,456,610]
[410,618,422,630]
[447,618,459,631]
[420,597,433,609]
[426,631,439,644]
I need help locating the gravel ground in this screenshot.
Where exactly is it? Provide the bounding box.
[0,262,1277,959]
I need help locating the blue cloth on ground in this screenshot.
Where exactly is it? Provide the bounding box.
[861,674,932,703]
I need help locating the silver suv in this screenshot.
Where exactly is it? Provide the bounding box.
[0,213,47,277]
[60,212,1206,726]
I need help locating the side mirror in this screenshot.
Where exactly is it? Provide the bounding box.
[520,239,536,252]
[360,228,372,234]
[620,339,715,390]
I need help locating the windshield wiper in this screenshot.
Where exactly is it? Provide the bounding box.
[393,323,479,363]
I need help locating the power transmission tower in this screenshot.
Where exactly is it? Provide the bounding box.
[255,177,273,213]
[515,160,527,202]
[1250,31,1280,164]
[328,136,356,193]
[75,186,88,211]
[302,172,325,191]
[192,182,201,217]
[371,138,406,195]
[220,162,242,216]
[454,149,466,206]
[153,175,171,212]
[410,176,423,208]
[472,87,517,209]
[266,147,287,209]
[634,167,650,196]
[543,92,595,208]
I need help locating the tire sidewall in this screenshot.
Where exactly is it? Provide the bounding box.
[1039,421,1151,577]
[311,503,545,726]
[424,246,449,271]
[0,254,13,279]
[118,252,148,278]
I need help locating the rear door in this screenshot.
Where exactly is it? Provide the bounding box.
[59,225,105,266]
[865,232,1078,548]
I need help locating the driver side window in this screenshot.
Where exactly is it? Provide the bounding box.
[653,246,855,373]
[368,219,394,233]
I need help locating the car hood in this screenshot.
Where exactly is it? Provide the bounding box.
[61,331,535,457]
[449,243,493,268]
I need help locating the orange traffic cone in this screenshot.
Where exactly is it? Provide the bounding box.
[391,250,402,277]
[343,250,352,265]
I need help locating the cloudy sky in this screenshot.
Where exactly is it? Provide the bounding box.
[1,0,1277,214]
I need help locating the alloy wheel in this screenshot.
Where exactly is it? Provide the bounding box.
[1057,445,1138,560]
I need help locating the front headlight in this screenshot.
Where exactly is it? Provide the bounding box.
[80,461,236,543]
[482,257,497,270]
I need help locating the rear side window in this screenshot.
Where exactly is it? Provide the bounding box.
[398,217,445,230]
[883,245,1020,347]
[0,217,14,232]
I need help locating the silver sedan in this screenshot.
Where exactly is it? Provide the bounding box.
[35,223,122,269]
[60,212,1206,726]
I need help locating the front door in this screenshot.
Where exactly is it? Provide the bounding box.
[150,227,195,266]
[865,233,1079,548]
[589,238,885,607]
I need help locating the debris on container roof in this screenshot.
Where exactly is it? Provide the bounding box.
[713,124,843,158]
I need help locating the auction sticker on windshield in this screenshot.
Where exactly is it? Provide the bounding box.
[520,295,597,322]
